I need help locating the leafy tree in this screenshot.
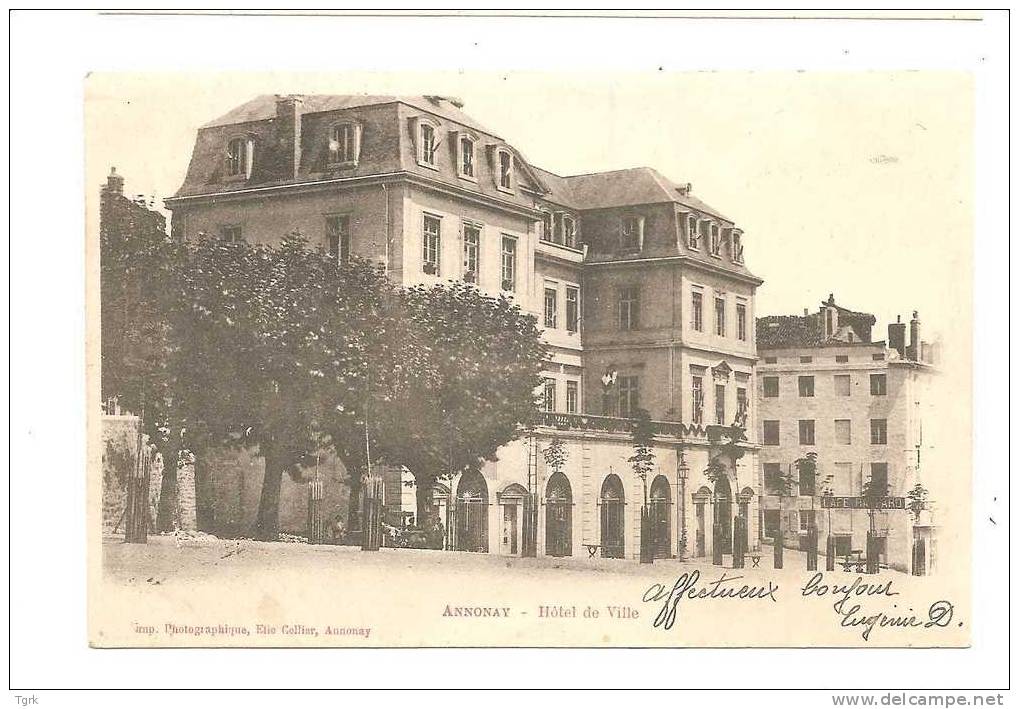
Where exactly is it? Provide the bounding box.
[793,452,818,493]
[628,409,656,505]
[794,452,820,521]
[543,437,568,476]
[906,482,929,524]
[862,467,891,533]
[364,282,547,524]
[107,221,546,539]
[169,234,403,540]
[99,190,180,428]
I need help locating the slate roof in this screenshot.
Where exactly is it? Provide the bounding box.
[756,314,824,349]
[180,96,737,230]
[553,167,731,221]
[528,166,580,209]
[202,94,495,135]
[757,299,879,350]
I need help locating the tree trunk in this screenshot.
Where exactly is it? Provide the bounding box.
[254,449,285,541]
[194,454,215,533]
[415,473,436,528]
[346,472,362,534]
[155,451,178,533]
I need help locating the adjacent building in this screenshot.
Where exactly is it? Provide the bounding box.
[165,93,764,560]
[756,295,939,572]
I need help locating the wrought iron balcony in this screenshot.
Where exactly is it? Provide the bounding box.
[532,411,709,439]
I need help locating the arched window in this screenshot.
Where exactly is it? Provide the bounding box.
[226,137,252,178]
[457,133,477,179]
[419,121,438,166]
[649,475,672,559]
[545,472,572,557]
[599,474,625,559]
[454,471,489,553]
[328,122,362,166]
[496,147,513,191]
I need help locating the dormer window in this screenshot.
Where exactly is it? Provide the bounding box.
[620,215,644,251]
[687,214,700,249]
[540,210,554,243]
[732,230,744,263]
[709,223,721,257]
[561,214,577,248]
[418,121,438,167]
[497,148,513,191]
[328,122,362,166]
[457,134,477,180]
[226,137,252,178]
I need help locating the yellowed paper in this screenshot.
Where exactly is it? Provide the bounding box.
[87,71,972,648]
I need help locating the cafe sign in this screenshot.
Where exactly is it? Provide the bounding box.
[821,496,906,510]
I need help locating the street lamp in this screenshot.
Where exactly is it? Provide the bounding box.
[600,367,618,416]
[678,448,689,562]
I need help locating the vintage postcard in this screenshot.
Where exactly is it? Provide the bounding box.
[86,70,972,648]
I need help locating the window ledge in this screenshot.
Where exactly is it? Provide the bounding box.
[223,173,248,183]
[327,160,359,170]
[457,173,478,184]
[496,185,515,195]
[417,160,440,171]
[538,238,584,254]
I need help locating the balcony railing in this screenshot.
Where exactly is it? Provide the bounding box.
[532,411,709,439]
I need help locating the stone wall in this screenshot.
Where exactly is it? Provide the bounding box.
[201,447,351,538]
[102,415,139,534]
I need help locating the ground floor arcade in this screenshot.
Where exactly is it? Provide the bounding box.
[400,413,762,563]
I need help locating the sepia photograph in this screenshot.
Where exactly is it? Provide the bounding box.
[8,8,1011,702]
[87,70,971,649]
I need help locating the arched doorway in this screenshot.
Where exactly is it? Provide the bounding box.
[429,482,451,550]
[454,471,488,553]
[600,474,625,559]
[498,483,527,556]
[649,475,672,559]
[713,474,733,554]
[545,472,572,557]
[693,486,712,557]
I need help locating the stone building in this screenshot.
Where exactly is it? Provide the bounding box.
[165,94,764,560]
[755,295,939,571]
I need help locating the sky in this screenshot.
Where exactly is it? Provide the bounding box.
[85,71,972,344]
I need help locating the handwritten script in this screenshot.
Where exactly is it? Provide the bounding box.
[641,570,778,630]
[801,572,955,641]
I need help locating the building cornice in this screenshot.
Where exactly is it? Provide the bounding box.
[582,339,758,363]
[403,172,543,220]
[164,172,407,207]
[584,254,764,286]
[165,171,544,221]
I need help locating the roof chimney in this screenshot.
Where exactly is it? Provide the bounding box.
[908,310,921,361]
[275,95,303,179]
[888,314,906,358]
[803,308,809,317]
[424,94,465,109]
[104,166,124,196]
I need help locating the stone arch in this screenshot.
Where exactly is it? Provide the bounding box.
[453,470,488,553]
[713,472,733,554]
[545,472,572,557]
[599,474,625,558]
[649,474,672,559]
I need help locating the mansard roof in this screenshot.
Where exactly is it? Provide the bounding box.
[202,94,495,135]
[558,167,731,221]
[174,95,736,226]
